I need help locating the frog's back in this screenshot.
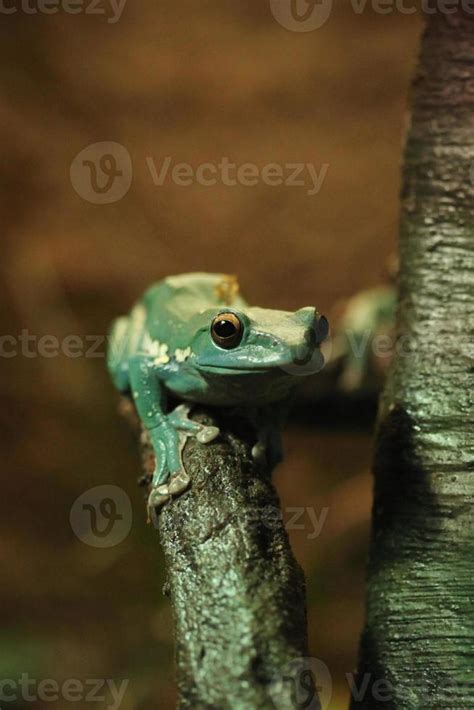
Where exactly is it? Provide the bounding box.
[143,273,246,326]
[140,273,246,345]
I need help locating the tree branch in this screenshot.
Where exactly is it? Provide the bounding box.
[122,399,314,708]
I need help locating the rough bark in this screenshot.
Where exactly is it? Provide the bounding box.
[352,12,474,710]
[121,399,314,709]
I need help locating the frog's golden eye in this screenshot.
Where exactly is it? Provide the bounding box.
[211,312,243,349]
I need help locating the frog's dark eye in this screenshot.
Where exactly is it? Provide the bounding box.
[211,312,243,349]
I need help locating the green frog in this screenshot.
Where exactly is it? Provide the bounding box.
[107,273,328,514]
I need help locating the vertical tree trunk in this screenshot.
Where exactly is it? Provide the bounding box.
[352,12,474,709]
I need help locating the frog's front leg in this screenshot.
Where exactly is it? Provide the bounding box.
[129,357,219,513]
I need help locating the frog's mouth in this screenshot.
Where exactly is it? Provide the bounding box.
[194,356,297,375]
[196,364,276,374]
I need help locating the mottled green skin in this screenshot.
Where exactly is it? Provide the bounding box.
[108,273,325,511]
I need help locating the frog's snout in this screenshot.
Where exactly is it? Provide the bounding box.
[295,308,329,345]
[314,314,329,344]
[281,310,329,375]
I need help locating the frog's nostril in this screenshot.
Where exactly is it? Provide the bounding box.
[314,315,329,343]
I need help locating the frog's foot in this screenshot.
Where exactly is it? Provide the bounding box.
[168,469,191,496]
[146,404,219,518]
[168,403,220,444]
[146,470,191,521]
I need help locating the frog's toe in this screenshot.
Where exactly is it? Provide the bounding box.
[148,483,171,511]
[196,425,220,444]
[152,460,169,488]
[168,404,219,443]
[168,469,191,496]
[172,403,192,419]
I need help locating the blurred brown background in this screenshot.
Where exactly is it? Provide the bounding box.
[1,3,423,708]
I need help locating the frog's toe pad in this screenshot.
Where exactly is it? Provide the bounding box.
[147,485,170,527]
[168,470,191,496]
[147,486,171,523]
[148,483,171,511]
[173,403,191,419]
[197,426,220,444]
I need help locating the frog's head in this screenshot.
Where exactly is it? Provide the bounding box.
[190,305,329,379]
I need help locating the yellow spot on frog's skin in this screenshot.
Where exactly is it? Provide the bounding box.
[215,274,240,306]
[154,348,170,366]
[141,334,170,365]
[175,346,192,363]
